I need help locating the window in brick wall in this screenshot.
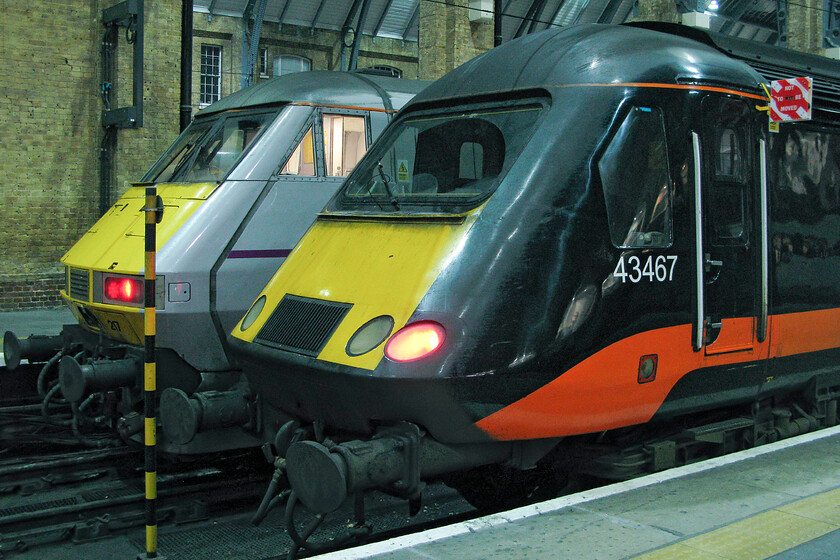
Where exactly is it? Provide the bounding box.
[259,48,270,78]
[200,44,222,107]
[274,54,311,77]
[367,65,402,78]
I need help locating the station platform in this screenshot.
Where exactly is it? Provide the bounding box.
[0,307,74,367]
[321,426,840,560]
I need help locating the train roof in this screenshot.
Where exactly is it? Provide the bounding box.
[196,71,428,116]
[408,23,840,114]
[631,22,840,114]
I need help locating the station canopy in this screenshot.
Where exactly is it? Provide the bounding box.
[193,0,784,44]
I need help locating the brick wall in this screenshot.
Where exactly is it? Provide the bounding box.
[0,273,65,310]
[0,2,104,310]
[419,0,493,82]
[631,0,680,24]
[0,1,182,311]
[113,1,182,204]
[191,14,420,112]
[0,4,419,311]
[788,0,825,55]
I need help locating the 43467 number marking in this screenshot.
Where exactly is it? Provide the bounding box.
[613,255,678,283]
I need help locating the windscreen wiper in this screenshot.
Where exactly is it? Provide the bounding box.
[378,164,400,210]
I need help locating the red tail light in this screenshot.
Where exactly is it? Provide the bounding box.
[384,322,445,362]
[103,277,144,305]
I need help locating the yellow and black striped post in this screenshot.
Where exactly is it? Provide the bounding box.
[141,185,161,559]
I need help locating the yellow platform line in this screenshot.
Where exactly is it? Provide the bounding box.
[634,487,840,560]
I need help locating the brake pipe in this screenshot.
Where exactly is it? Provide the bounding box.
[142,184,162,559]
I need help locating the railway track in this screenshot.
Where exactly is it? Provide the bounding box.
[3,359,837,559]
[0,446,272,556]
[0,363,122,459]
[0,442,477,560]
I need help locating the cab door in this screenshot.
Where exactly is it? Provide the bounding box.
[696,96,759,355]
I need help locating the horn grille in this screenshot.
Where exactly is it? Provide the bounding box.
[255,295,352,357]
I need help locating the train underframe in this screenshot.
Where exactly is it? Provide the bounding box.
[251,369,840,556]
[3,325,269,454]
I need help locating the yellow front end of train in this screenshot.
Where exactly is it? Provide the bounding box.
[60,182,217,344]
[232,211,480,371]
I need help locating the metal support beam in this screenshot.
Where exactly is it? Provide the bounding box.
[241,0,257,85]
[402,3,419,40]
[101,0,144,128]
[514,0,545,38]
[528,0,549,34]
[547,0,567,27]
[776,0,788,46]
[278,0,292,30]
[349,0,374,71]
[595,0,624,24]
[241,0,269,89]
[99,0,144,217]
[373,0,397,38]
[180,0,193,132]
[827,0,840,46]
[495,0,503,45]
[310,0,328,35]
[341,0,364,71]
[207,0,218,22]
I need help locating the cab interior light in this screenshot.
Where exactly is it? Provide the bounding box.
[385,321,445,362]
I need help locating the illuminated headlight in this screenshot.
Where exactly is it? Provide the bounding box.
[384,321,445,362]
[346,315,394,356]
[240,296,267,331]
[102,275,144,306]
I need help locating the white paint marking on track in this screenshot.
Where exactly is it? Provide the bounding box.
[314,425,840,559]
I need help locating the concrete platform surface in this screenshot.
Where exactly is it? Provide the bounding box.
[318,426,840,560]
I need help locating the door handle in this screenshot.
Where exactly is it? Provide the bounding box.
[705,316,723,330]
[704,253,722,270]
[704,253,723,283]
[705,316,723,345]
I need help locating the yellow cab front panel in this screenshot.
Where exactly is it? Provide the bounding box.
[60,183,218,344]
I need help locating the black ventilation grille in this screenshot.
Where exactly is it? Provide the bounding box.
[69,268,89,301]
[255,295,352,357]
[747,61,840,114]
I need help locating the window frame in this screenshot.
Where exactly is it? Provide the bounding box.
[702,97,752,248]
[275,54,311,77]
[259,48,270,78]
[274,107,371,181]
[329,95,550,215]
[596,102,675,250]
[200,44,223,107]
[143,107,280,184]
[321,111,371,178]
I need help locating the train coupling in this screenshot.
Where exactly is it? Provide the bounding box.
[3,331,64,371]
[58,355,140,402]
[159,385,251,445]
[285,422,511,515]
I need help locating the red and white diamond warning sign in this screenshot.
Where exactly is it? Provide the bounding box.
[769,77,813,122]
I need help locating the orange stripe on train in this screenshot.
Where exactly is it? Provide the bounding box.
[475,308,840,441]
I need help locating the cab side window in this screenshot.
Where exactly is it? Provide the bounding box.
[280,126,316,176]
[280,112,368,178]
[324,114,367,177]
[705,98,751,246]
[599,106,673,248]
